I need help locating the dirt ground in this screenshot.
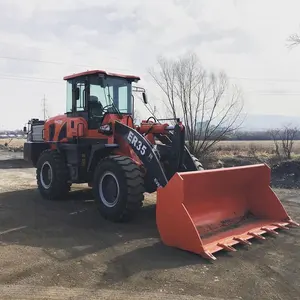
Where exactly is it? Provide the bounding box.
[0,150,300,300]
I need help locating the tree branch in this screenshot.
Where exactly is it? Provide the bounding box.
[148,52,244,158]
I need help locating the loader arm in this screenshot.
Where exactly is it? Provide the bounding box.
[154,128,198,172]
[138,121,198,172]
[114,121,168,189]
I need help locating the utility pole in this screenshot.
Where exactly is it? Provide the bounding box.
[41,95,48,120]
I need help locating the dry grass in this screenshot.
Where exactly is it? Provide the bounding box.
[0,138,26,148]
[1,138,300,162]
[212,140,300,157]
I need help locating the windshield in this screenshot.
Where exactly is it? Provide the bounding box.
[89,76,132,114]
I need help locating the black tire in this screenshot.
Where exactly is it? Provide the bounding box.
[191,154,204,170]
[36,149,70,200]
[93,155,145,222]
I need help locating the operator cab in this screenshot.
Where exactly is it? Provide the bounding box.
[64,70,141,129]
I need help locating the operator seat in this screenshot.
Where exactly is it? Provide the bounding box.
[88,95,104,129]
[89,95,103,115]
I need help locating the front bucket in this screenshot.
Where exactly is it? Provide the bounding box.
[156,164,299,260]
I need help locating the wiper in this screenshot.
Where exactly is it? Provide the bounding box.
[106,86,122,116]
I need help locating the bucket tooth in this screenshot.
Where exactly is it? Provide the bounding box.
[261,227,279,235]
[233,237,252,245]
[272,223,289,230]
[217,243,236,252]
[247,232,266,240]
[203,251,217,260]
[287,220,300,227]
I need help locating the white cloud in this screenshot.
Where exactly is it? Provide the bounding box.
[0,0,300,129]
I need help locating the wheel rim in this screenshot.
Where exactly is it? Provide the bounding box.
[99,171,120,208]
[40,161,53,189]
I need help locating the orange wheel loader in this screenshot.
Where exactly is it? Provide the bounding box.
[23,69,299,260]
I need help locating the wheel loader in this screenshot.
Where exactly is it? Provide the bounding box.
[23,69,299,260]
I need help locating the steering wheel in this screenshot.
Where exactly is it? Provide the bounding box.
[102,104,119,114]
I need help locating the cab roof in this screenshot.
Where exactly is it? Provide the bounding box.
[63,69,140,81]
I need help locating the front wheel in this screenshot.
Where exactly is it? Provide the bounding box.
[93,155,145,222]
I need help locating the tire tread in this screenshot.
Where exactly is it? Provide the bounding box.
[93,155,145,222]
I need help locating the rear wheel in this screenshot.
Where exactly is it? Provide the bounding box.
[93,155,145,222]
[36,149,70,200]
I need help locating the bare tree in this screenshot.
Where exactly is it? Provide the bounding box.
[148,53,244,157]
[287,32,300,48]
[268,125,299,159]
[280,125,299,159]
[268,129,281,157]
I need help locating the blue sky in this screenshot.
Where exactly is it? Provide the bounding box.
[1,0,300,129]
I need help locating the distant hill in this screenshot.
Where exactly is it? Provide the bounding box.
[240,114,300,131]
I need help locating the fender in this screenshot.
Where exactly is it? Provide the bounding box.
[87,143,119,172]
[114,121,168,189]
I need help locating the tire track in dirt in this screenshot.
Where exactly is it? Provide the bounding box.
[0,284,240,300]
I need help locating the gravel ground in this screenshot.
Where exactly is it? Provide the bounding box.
[0,150,300,300]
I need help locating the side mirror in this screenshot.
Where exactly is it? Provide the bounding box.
[75,87,80,100]
[23,126,27,133]
[142,92,148,104]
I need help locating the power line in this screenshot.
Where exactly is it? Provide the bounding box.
[229,76,300,83]
[1,71,300,97]
[1,54,300,83]
[0,41,50,52]
[3,54,299,83]
[0,41,123,60]
[0,73,62,84]
[244,92,300,96]
[0,42,300,83]
[0,55,133,73]
[0,76,62,84]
